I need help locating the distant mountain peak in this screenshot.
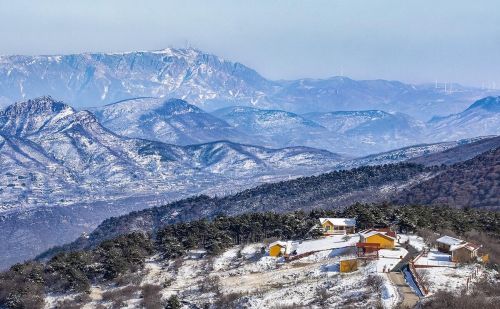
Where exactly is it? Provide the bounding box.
[465,96,500,112]
[155,98,204,115]
[2,96,72,115]
[0,96,78,137]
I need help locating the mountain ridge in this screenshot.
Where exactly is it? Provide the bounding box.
[1,48,499,119]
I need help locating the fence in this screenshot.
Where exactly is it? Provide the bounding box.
[408,262,429,295]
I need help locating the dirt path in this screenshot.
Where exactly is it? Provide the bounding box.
[388,272,419,308]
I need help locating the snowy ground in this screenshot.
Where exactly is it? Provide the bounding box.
[413,249,456,267]
[416,264,484,294]
[43,234,497,308]
[291,234,359,254]
[45,240,386,308]
[375,247,408,272]
[399,234,426,251]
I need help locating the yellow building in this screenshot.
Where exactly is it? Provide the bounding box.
[359,230,396,249]
[319,218,356,235]
[340,259,358,273]
[269,241,288,257]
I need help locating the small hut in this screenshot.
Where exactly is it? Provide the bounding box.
[451,243,481,263]
[436,236,465,253]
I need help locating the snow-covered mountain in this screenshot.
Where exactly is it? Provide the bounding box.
[0,96,345,213]
[213,107,427,155]
[92,97,248,145]
[340,136,497,169]
[89,95,500,157]
[1,48,498,119]
[0,48,275,111]
[428,96,500,141]
[212,106,325,148]
[91,99,428,155]
[300,110,426,155]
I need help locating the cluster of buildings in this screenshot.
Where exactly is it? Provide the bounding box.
[268,218,486,265]
[435,235,482,264]
[269,217,399,258]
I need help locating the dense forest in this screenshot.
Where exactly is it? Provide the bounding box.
[394,147,500,209]
[3,204,499,308]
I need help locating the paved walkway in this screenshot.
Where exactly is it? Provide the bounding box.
[388,272,419,308]
[388,242,423,308]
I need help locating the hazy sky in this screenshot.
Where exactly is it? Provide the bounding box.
[0,0,499,87]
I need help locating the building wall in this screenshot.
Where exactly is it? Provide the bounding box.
[437,243,451,253]
[364,234,395,249]
[269,245,283,257]
[322,221,334,231]
[452,247,476,263]
[322,221,355,234]
[340,259,358,273]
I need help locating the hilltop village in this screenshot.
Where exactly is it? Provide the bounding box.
[37,212,497,309]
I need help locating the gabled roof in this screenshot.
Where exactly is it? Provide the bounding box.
[319,218,356,227]
[436,235,464,246]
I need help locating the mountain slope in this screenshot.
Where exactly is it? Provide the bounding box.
[393,147,500,209]
[428,96,500,141]
[62,163,431,250]
[407,135,500,166]
[339,136,496,169]
[301,110,426,155]
[0,96,346,268]
[0,96,345,212]
[49,144,500,253]
[212,106,326,148]
[92,97,248,145]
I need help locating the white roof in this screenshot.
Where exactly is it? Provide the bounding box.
[359,230,396,240]
[269,241,287,248]
[436,236,464,246]
[450,242,480,252]
[319,218,356,227]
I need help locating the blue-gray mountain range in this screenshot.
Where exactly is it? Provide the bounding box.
[1,48,499,120]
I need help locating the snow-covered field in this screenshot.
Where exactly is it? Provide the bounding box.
[291,234,359,254]
[399,234,426,251]
[416,264,485,294]
[413,249,456,267]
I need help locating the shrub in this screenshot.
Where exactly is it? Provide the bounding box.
[44,251,93,293]
[199,275,221,294]
[214,292,244,308]
[366,274,384,294]
[102,285,140,308]
[165,295,181,309]
[141,284,163,309]
[0,262,45,309]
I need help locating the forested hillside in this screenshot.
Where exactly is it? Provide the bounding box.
[394,147,500,209]
[39,146,499,259]
[407,135,500,166]
[53,163,431,251]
